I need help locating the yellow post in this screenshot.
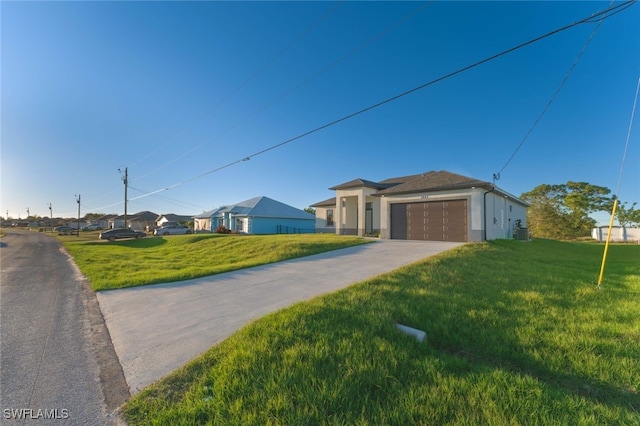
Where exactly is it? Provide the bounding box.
[597,199,618,287]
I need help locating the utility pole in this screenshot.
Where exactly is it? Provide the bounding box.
[26,207,30,220]
[119,167,128,229]
[48,203,53,231]
[75,194,81,237]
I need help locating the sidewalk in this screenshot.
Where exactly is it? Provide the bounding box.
[96,239,463,394]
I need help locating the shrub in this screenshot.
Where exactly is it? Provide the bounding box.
[215,226,231,234]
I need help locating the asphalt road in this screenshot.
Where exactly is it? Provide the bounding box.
[0,230,128,425]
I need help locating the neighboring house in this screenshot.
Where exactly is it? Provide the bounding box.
[109,211,159,231]
[311,170,528,242]
[156,214,193,228]
[592,226,640,243]
[66,220,87,230]
[194,196,315,234]
[93,214,117,230]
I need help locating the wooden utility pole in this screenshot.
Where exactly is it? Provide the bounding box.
[48,203,53,231]
[76,194,81,237]
[121,167,128,229]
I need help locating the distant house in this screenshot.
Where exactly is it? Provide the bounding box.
[194,196,315,234]
[311,170,529,242]
[156,214,193,228]
[93,214,117,230]
[109,211,159,231]
[66,219,87,230]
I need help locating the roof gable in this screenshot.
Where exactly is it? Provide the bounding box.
[195,206,227,219]
[310,197,336,208]
[374,170,489,196]
[330,178,390,191]
[114,211,159,221]
[236,196,314,219]
[198,197,314,220]
[159,213,192,222]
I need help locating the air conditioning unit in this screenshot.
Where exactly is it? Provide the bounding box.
[515,228,529,241]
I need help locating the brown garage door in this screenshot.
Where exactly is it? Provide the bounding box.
[391,199,467,242]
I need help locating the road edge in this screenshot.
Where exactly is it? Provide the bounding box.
[61,246,131,424]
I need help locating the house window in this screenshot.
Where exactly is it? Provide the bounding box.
[326,209,334,226]
[236,218,244,232]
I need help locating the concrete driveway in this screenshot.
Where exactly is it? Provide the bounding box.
[97,239,463,394]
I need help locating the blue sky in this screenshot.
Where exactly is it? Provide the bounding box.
[2,1,638,224]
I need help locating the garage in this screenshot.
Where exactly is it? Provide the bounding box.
[390,199,468,242]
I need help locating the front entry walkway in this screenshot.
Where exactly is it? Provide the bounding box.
[96,240,464,394]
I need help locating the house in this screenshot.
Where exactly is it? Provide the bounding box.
[66,219,87,230]
[156,214,193,228]
[311,170,528,242]
[92,214,117,230]
[194,196,315,234]
[109,211,159,231]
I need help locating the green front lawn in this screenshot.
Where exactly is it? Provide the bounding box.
[123,239,639,425]
[60,233,368,291]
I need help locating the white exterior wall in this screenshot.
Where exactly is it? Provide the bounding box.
[378,188,527,241]
[194,218,211,232]
[335,187,380,236]
[233,217,249,233]
[484,192,528,240]
[314,206,336,233]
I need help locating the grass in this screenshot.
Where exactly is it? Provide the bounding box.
[58,233,369,291]
[123,239,639,425]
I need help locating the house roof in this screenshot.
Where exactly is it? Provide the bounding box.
[194,206,226,219]
[196,197,314,220]
[310,197,337,208]
[378,174,423,185]
[329,174,423,191]
[374,171,490,196]
[232,196,314,219]
[312,170,528,207]
[329,178,392,191]
[113,211,159,221]
[157,213,193,222]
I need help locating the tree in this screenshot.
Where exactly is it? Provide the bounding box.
[521,181,613,239]
[304,207,316,215]
[616,202,640,228]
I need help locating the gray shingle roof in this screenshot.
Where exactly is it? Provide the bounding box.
[310,197,336,208]
[196,197,314,220]
[329,178,391,191]
[157,213,193,222]
[234,196,314,219]
[374,171,490,196]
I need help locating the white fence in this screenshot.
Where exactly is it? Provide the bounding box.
[592,227,640,243]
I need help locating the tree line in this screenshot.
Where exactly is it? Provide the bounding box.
[520,181,640,240]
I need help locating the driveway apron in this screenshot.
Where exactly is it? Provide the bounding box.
[96,240,463,394]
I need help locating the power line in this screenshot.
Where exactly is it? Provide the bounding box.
[132,1,431,183]
[128,185,208,211]
[495,0,621,179]
[127,0,637,203]
[615,77,639,197]
[128,2,344,175]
